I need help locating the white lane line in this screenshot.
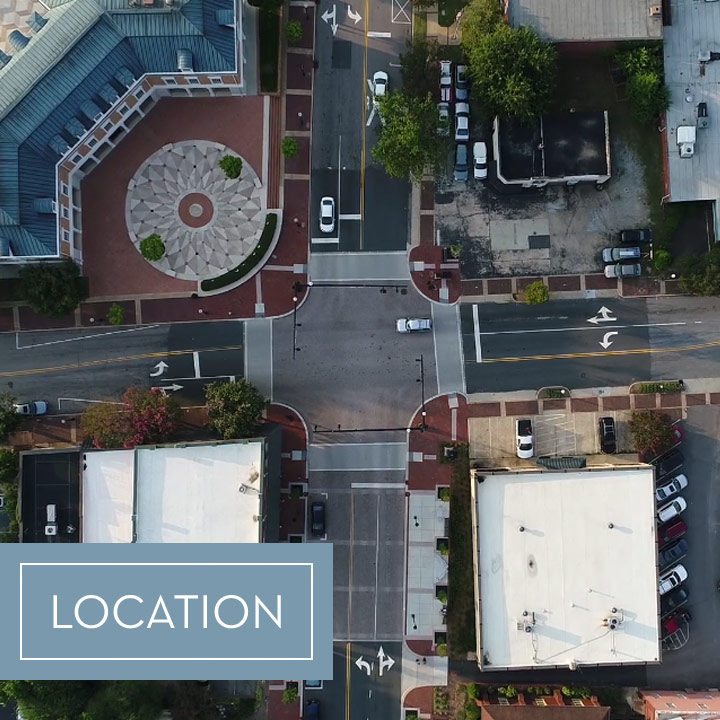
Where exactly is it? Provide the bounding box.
[478,321,687,336]
[16,325,160,349]
[193,351,201,378]
[374,497,380,640]
[368,30,392,37]
[339,213,362,220]
[351,482,406,489]
[311,236,340,244]
[472,304,482,362]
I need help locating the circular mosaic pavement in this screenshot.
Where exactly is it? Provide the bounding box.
[126,140,266,281]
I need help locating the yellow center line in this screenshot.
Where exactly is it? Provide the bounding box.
[481,338,720,364]
[359,0,369,249]
[0,344,244,378]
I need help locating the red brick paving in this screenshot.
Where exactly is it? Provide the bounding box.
[622,277,661,297]
[404,685,434,713]
[633,394,657,409]
[82,96,265,298]
[420,215,434,244]
[263,270,308,317]
[408,245,461,304]
[660,393,682,408]
[286,58,313,90]
[421,181,434,210]
[141,285,256,324]
[665,279,682,294]
[466,402,501,417]
[80,301,136,327]
[709,393,720,405]
[486,278,512,294]
[279,496,306,540]
[288,5,315,49]
[548,275,581,291]
[407,639,435,656]
[284,136,310,175]
[0,307,14,331]
[571,397,598,412]
[505,400,538,416]
[461,279,484,295]
[267,686,300,720]
[285,94,312,131]
[18,306,75,330]
[585,273,617,290]
[541,398,568,411]
[601,395,631,410]
[686,393,707,406]
[516,276,542,291]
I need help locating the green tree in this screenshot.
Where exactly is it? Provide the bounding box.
[281,685,298,704]
[679,247,720,295]
[0,448,17,483]
[0,681,96,720]
[0,393,20,440]
[0,449,19,543]
[523,280,549,304]
[616,45,669,124]
[84,682,165,720]
[107,303,125,326]
[205,380,267,440]
[460,0,503,50]
[653,249,673,272]
[629,410,674,456]
[286,19,303,42]
[219,154,243,179]
[140,234,165,262]
[19,259,88,317]
[282,137,299,157]
[372,91,444,181]
[466,25,557,120]
[81,403,131,449]
[399,38,440,100]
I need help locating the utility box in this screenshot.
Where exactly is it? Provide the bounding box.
[677,125,697,157]
[698,102,710,129]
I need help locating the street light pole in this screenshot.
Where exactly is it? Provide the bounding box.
[416,355,427,431]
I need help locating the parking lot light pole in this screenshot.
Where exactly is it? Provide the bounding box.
[416,355,427,431]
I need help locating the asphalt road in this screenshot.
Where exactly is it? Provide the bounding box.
[462,297,720,393]
[1,321,244,410]
[311,0,410,252]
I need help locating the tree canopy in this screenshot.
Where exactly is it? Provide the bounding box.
[629,410,674,456]
[205,380,266,440]
[372,91,445,181]
[399,38,440,100]
[19,260,88,317]
[460,0,503,49]
[0,393,20,441]
[465,24,557,121]
[678,247,720,296]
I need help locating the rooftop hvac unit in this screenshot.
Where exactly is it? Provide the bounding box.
[677,125,696,158]
[649,4,661,16]
[45,524,58,536]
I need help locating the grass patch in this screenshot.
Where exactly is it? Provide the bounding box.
[437,44,465,63]
[447,444,476,659]
[259,10,280,93]
[634,381,684,394]
[200,213,278,292]
[437,0,466,27]
[413,10,427,40]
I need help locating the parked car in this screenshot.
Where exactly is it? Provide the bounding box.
[440,85,453,103]
[455,64,469,101]
[662,608,691,638]
[516,419,534,459]
[372,70,388,102]
[396,318,432,333]
[658,518,687,549]
[455,113,469,142]
[658,538,689,569]
[602,247,642,263]
[657,496,687,524]
[598,416,617,454]
[0,495,4,508]
[305,700,320,720]
[454,143,469,183]
[661,586,689,616]
[604,262,642,278]
[620,228,653,244]
[653,449,684,480]
[658,563,688,596]
[437,103,450,136]
[310,501,326,537]
[655,474,688,503]
[14,401,48,416]
[319,196,335,234]
[473,142,488,180]
[440,60,452,87]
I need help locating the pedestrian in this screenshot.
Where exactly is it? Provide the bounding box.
[422,657,426,664]
[416,658,420,664]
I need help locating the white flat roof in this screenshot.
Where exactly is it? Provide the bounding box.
[474,468,660,669]
[664,0,720,203]
[81,442,264,543]
[82,450,135,543]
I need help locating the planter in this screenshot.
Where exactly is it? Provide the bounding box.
[630,380,684,394]
[537,386,570,400]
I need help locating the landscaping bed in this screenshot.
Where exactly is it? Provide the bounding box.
[259,10,280,93]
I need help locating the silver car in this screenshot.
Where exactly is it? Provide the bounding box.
[604,262,642,278]
[396,318,432,333]
[454,143,468,183]
[602,247,641,263]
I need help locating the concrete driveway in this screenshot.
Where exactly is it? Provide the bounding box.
[646,405,720,688]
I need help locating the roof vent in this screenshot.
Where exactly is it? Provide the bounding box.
[177,48,193,72]
[33,198,56,214]
[98,83,120,104]
[114,66,135,88]
[65,117,86,138]
[27,12,47,33]
[48,134,70,155]
[649,5,661,16]
[216,8,234,27]
[80,99,103,122]
[8,30,29,51]
[0,50,11,69]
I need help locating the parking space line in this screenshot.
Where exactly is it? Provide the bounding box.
[339,214,362,220]
[472,304,482,362]
[311,236,340,244]
[351,482,406,489]
[374,497,380,640]
[368,30,392,36]
[193,351,201,378]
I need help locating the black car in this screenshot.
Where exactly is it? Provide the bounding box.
[306,700,320,720]
[620,228,653,244]
[658,538,689,569]
[598,417,617,454]
[310,502,326,537]
[653,449,684,481]
[661,586,689,617]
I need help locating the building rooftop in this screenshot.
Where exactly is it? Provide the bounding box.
[483,708,610,720]
[663,0,720,204]
[506,0,662,43]
[473,468,660,670]
[81,441,265,543]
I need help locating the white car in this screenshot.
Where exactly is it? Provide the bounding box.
[438,103,450,136]
[658,564,688,595]
[372,71,388,102]
[440,60,452,87]
[473,141,487,180]
[319,196,335,234]
[14,401,48,416]
[657,496,687,523]
[516,419,534,459]
[655,474,688,504]
[396,318,432,333]
[455,114,469,142]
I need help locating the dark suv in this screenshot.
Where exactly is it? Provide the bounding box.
[653,449,684,481]
[598,417,617,454]
[310,502,326,537]
[658,538,689,569]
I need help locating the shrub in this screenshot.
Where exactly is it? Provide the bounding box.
[281,685,298,704]
[448,244,461,259]
[205,380,267,439]
[282,137,299,157]
[466,684,478,700]
[0,393,21,441]
[466,703,481,720]
[654,249,673,272]
[637,381,683,394]
[219,154,243,179]
[140,234,165,261]
[437,541,449,556]
[438,487,450,502]
[286,19,303,42]
[107,303,124,326]
[616,45,669,124]
[19,259,88,317]
[524,280,550,304]
[436,642,447,657]
[436,589,448,603]
[629,410,675,456]
[433,688,449,716]
[498,686,518,699]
